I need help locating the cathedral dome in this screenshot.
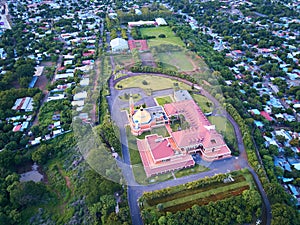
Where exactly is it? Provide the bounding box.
[132,107,152,125]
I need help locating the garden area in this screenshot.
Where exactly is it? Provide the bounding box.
[170,114,190,132]
[140,169,262,225]
[174,164,209,178]
[139,26,184,47]
[140,169,254,212]
[119,93,141,102]
[155,96,173,105]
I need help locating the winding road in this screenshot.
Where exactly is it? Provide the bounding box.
[107,72,271,225]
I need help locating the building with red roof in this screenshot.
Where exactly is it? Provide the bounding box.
[260,111,273,121]
[164,100,231,161]
[137,134,194,177]
[13,124,22,132]
[128,93,232,177]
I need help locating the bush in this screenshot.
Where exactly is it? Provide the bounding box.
[158,34,166,38]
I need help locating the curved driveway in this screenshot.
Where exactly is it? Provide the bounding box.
[108,72,271,225]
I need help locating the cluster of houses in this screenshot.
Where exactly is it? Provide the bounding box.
[2,0,109,147]
[4,0,300,201]
[164,0,300,206]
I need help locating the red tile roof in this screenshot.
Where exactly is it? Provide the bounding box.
[164,99,231,156]
[260,111,273,121]
[146,135,174,161]
[128,40,149,51]
[137,138,195,177]
[13,124,22,132]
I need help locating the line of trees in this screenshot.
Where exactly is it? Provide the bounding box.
[141,188,262,225]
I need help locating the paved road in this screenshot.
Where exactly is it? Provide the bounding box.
[108,72,271,225]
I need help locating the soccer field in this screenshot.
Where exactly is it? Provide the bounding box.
[140,26,184,47]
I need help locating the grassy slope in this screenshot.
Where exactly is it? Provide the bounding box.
[208,116,238,149]
[157,51,194,71]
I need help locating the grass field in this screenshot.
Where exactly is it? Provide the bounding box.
[191,94,214,113]
[113,53,133,67]
[140,26,184,47]
[208,116,238,149]
[142,169,254,213]
[115,75,192,95]
[156,96,173,105]
[157,51,194,71]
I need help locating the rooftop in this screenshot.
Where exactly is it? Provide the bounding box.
[146,134,174,161]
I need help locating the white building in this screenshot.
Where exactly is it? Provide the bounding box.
[155,18,167,26]
[73,91,87,101]
[12,97,34,112]
[54,73,74,80]
[110,38,129,52]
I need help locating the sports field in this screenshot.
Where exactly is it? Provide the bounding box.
[140,26,184,47]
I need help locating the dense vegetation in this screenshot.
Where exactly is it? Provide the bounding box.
[140,171,262,225]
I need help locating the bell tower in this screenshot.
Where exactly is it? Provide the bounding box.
[129,94,134,116]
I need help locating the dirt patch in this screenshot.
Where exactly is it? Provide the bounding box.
[58,168,72,189]
[40,61,54,67]
[140,52,156,67]
[35,75,48,91]
[65,176,71,189]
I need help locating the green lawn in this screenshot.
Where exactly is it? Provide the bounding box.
[208,116,238,149]
[174,164,209,178]
[157,51,194,71]
[156,96,173,105]
[133,164,173,185]
[115,75,192,95]
[139,26,184,47]
[191,94,214,113]
[126,126,142,165]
